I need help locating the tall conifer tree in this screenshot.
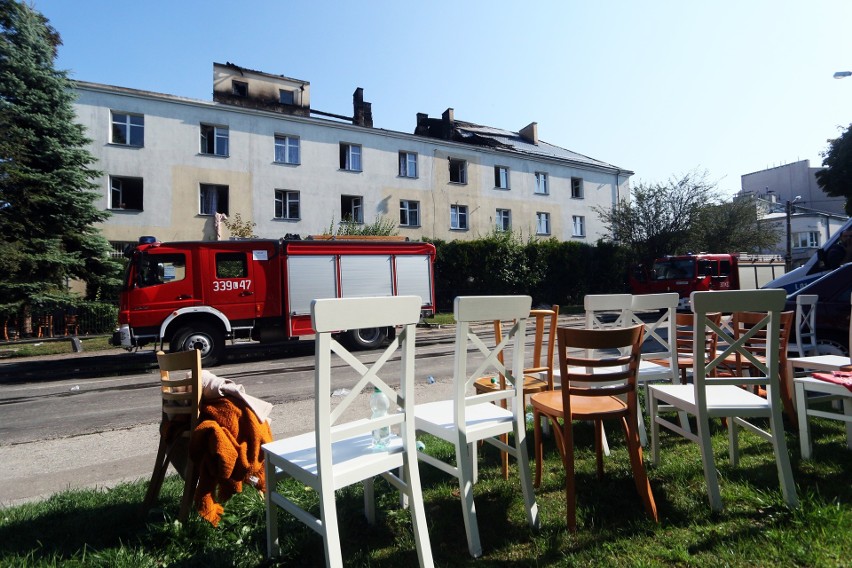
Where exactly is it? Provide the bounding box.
[0,0,120,328]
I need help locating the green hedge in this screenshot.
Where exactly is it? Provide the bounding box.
[427,236,633,311]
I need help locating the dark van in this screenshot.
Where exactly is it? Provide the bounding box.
[785,263,852,356]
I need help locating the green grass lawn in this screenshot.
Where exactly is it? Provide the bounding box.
[0,335,117,358]
[1,415,850,567]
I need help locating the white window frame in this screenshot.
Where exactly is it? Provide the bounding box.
[399,151,418,178]
[536,212,551,235]
[496,208,511,232]
[274,189,300,220]
[571,177,584,199]
[400,200,420,227]
[495,165,510,189]
[109,175,144,210]
[110,111,144,147]
[200,124,229,156]
[535,172,549,195]
[199,183,229,216]
[341,195,363,223]
[340,143,362,171]
[572,215,586,237]
[795,231,820,248]
[450,204,468,230]
[274,134,300,165]
[449,158,467,184]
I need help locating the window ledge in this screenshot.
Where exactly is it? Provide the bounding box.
[198,153,229,158]
[107,143,144,149]
[273,161,300,167]
[273,217,300,222]
[338,169,362,173]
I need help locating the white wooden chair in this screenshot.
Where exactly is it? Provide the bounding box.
[648,289,798,511]
[262,296,433,568]
[414,295,539,558]
[788,294,819,357]
[790,300,852,459]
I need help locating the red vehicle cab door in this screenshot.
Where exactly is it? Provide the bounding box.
[130,250,196,328]
[205,249,258,321]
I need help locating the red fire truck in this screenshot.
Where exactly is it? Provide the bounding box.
[111,236,436,365]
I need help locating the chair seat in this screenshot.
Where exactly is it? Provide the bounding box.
[472,374,549,395]
[531,389,627,419]
[264,426,404,490]
[414,399,514,442]
[649,383,771,416]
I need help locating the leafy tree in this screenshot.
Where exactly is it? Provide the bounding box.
[222,212,258,238]
[815,123,852,215]
[594,170,717,264]
[0,1,121,329]
[687,197,781,254]
[324,215,399,236]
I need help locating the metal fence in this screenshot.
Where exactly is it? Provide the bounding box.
[3,307,118,340]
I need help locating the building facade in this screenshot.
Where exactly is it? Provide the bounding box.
[738,160,846,217]
[73,63,632,251]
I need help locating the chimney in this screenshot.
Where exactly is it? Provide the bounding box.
[519,122,538,145]
[441,108,455,140]
[353,87,373,127]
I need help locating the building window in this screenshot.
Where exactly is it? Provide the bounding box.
[535,172,549,195]
[231,80,248,97]
[339,143,362,171]
[451,204,468,230]
[274,189,300,220]
[496,209,511,232]
[571,177,584,199]
[279,89,295,105]
[274,135,300,164]
[199,183,229,216]
[536,212,551,235]
[200,124,229,156]
[110,111,144,147]
[400,200,420,227]
[399,151,417,178]
[449,158,467,184]
[341,195,363,223]
[494,166,510,189]
[109,176,143,210]
[796,231,820,248]
[572,215,585,237]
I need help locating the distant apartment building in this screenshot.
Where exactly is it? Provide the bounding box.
[72,63,632,252]
[737,160,848,266]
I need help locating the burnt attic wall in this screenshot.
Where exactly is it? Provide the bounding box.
[213,91,311,117]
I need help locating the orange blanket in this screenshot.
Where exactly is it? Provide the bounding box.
[188,396,273,526]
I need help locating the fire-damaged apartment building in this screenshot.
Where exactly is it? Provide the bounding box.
[71,62,633,252]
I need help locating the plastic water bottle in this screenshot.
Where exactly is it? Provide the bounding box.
[370,387,391,449]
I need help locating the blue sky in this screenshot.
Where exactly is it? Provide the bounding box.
[31,0,852,196]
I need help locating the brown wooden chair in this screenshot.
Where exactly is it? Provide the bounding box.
[64,314,80,336]
[142,349,203,522]
[473,305,559,479]
[36,315,53,338]
[530,324,658,532]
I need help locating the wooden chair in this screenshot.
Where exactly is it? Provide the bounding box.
[530,324,657,532]
[263,296,433,568]
[472,305,559,479]
[414,295,539,558]
[64,314,80,336]
[2,317,18,341]
[36,315,53,338]
[142,349,203,522]
[648,289,798,511]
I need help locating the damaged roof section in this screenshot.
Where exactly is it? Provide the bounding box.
[415,108,629,174]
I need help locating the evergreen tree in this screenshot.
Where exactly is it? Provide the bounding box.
[0,0,121,330]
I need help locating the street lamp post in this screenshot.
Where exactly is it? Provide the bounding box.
[785,196,802,272]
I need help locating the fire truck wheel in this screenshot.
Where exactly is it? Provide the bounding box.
[346,326,389,350]
[171,323,224,366]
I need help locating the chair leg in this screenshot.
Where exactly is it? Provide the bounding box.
[178,458,199,523]
[696,415,723,511]
[564,421,578,532]
[513,417,540,531]
[401,433,435,568]
[363,477,376,525]
[768,399,798,508]
[795,381,812,459]
[533,407,544,488]
[500,432,509,481]
[648,391,661,466]
[455,437,482,558]
[142,437,170,512]
[593,420,605,479]
[319,477,345,568]
[621,417,658,522]
[265,458,280,559]
[727,416,740,466]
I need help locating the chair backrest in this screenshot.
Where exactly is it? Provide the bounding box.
[730,310,794,371]
[557,325,644,410]
[691,290,786,405]
[156,349,203,431]
[454,295,531,419]
[526,305,559,387]
[584,294,632,330]
[630,293,679,368]
[794,294,819,356]
[311,295,421,449]
[675,311,722,361]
